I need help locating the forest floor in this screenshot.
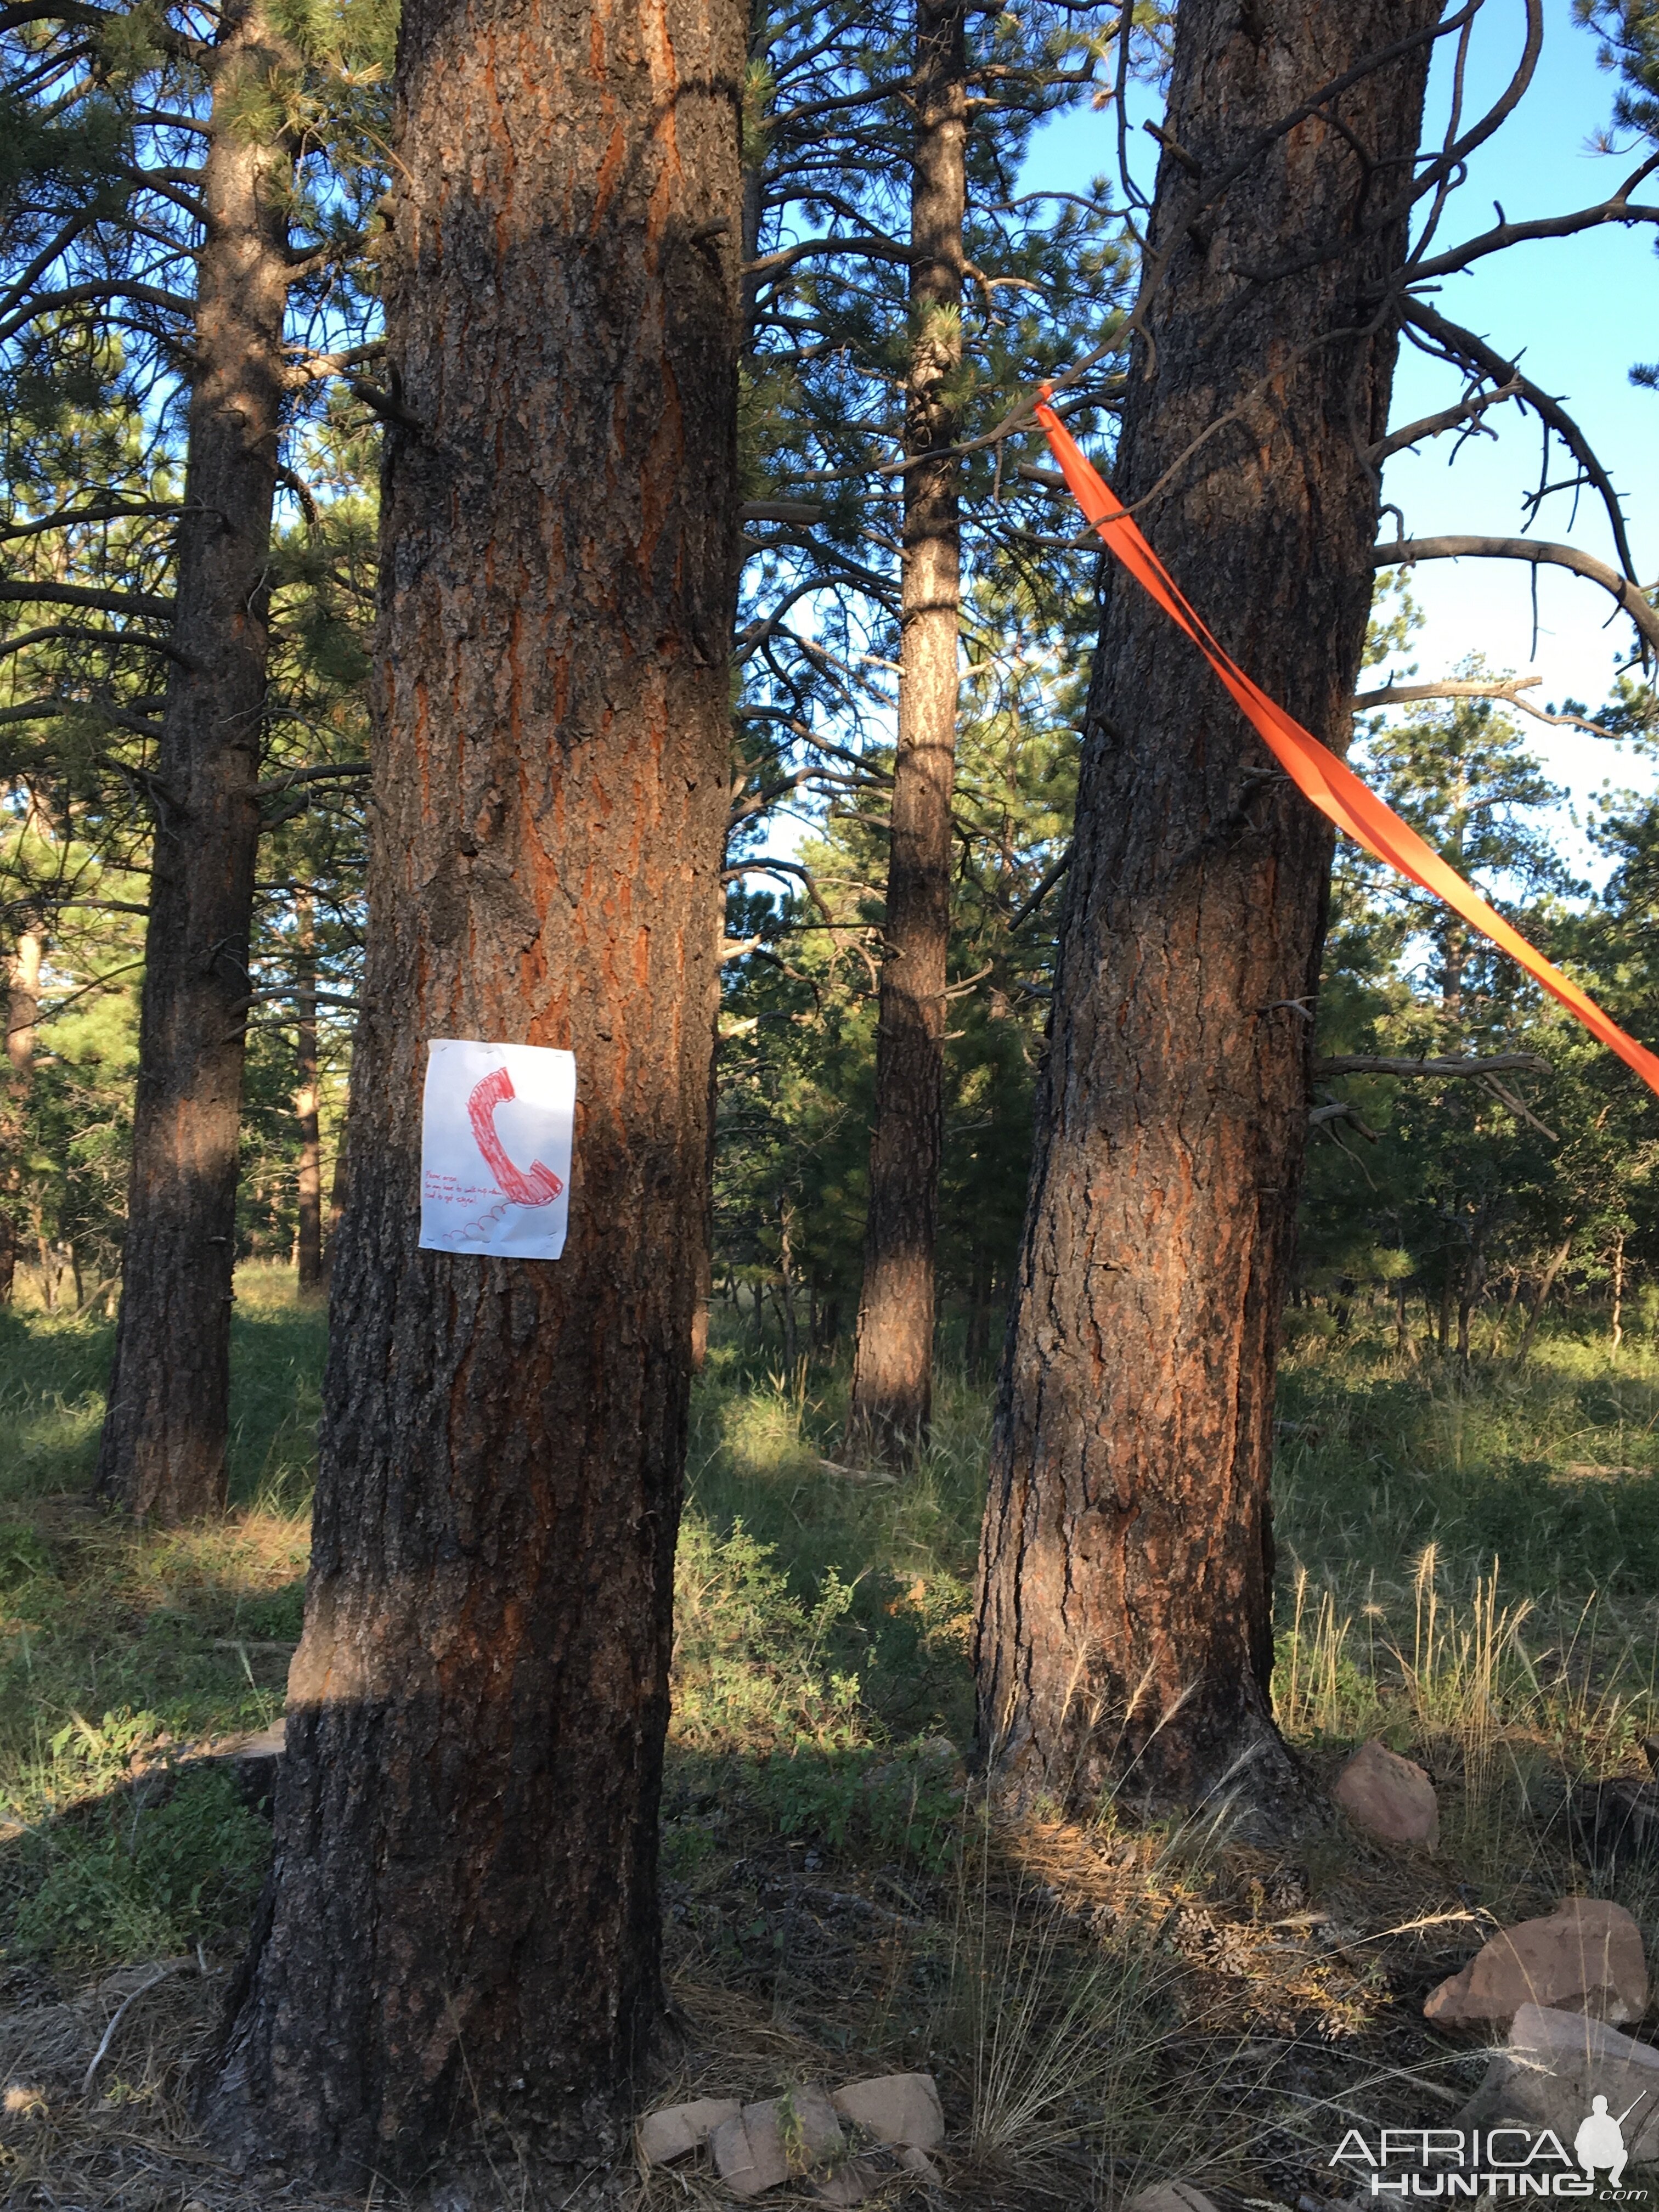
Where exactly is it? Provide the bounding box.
[0,1269,1655,2210]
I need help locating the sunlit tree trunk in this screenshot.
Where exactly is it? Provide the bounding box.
[93,0,293,1522]
[1611,1229,1625,1351]
[974,0,1440,1817]
[293,893,322,1292]
[1,924,42,1306]
[844,0,966,1462]
[201,0,743,2172]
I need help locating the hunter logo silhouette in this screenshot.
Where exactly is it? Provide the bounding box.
[1576,2095,1646,2190]
[466,1063,565,1206]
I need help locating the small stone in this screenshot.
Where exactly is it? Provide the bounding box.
[1458,2002,1659,2164]
[1123,2183,1219,2212]
[711,2086,843,2198]
[636,2096,742,2165]
[809,2158,884,2205]
[899,2146,943,2181]
[1334,1740,1439,1848]
[711,2106,789,2198]
[1424,1898,1647,2027]
[832,2073,945,2150]
[781,2083,845,2166]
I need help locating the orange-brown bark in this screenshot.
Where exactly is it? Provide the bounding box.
[845,0,966,1461]
[202,0,743,2177]
[975,0,1440,1818]
[93,0,292,1521]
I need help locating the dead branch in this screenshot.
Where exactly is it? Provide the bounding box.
[1481,1072,1558,1143]
[1312,1054,1550,1080]
[0,579,174,621]
[1365,378,1520,467]
[1007,847,1072,932]
[252,763,371,797]
[1373,535,1659,659]
[1351,676,1620,741]
[1310,1098,1380,1140]
[740,500,826,525]
[1398,302,1639,583]
[1402,148,1659,286]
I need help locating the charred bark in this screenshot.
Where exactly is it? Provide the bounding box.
[975,0,1439,1818]
[845,0,966,1462]
[93,0,293,1522]
[201,0,742,2176]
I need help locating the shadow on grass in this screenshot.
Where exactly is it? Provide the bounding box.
[0,1261,326,1512]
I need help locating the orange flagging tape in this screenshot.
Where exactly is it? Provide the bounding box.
[1034,396,1659,1101]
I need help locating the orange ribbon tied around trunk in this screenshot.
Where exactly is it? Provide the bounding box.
[1032,391,1659,1101]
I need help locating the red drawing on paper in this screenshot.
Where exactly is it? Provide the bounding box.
[466,1064,566,1207]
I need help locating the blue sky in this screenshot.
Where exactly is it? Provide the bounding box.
[1020,0,1659,855]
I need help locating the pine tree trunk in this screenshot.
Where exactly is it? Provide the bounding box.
[777,1198,799,1368]
[1611,1229,1624,1351]
[7,927,40,1082]
[1,924,41,1304]
[964,1243,991,1374]
[844,0,966,1463]
[93,1,292,1522]
[294,895,322,1293]
[974,0,1439,1817]
[320,1106,349,1286]
[201,0,742,2172]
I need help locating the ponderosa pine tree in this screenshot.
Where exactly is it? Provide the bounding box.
[1,0,387,1515]
[975,0,1659,1816]
[202,0,744,2175]
[88,0,301,1520]
[974,0,1447,1816]
[844,0,966,1460]
[733,0,1132,1448]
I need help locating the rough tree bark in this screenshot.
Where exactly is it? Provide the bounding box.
[975,0,1441,1817]
[292,893,322,1292]
[201,0,742,2177]
[845,0,966,1461]
[93,0,292,1521]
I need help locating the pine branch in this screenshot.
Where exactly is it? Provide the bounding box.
[1312,1054,1551,1079]
[1372,535,1659,659]
[0,579,174,620]
[1398,301,1640,584]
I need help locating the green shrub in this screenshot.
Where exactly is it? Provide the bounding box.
[9,1767,271,1966]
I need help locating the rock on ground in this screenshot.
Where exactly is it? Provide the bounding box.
[1333,1740,1439,1849]
[831,2073,944,2149]
[636,2096,742,2166]
[1425,1898,1647,2028]
[1122,2183,1220,2212]
[710,2085,844,2199]
[1457,2002,1659,2163]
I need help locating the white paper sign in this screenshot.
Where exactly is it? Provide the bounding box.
[419,1039,575,1259]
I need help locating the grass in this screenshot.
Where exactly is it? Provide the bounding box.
[0,1263,325,1510]
[1,1280,1658,2204]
